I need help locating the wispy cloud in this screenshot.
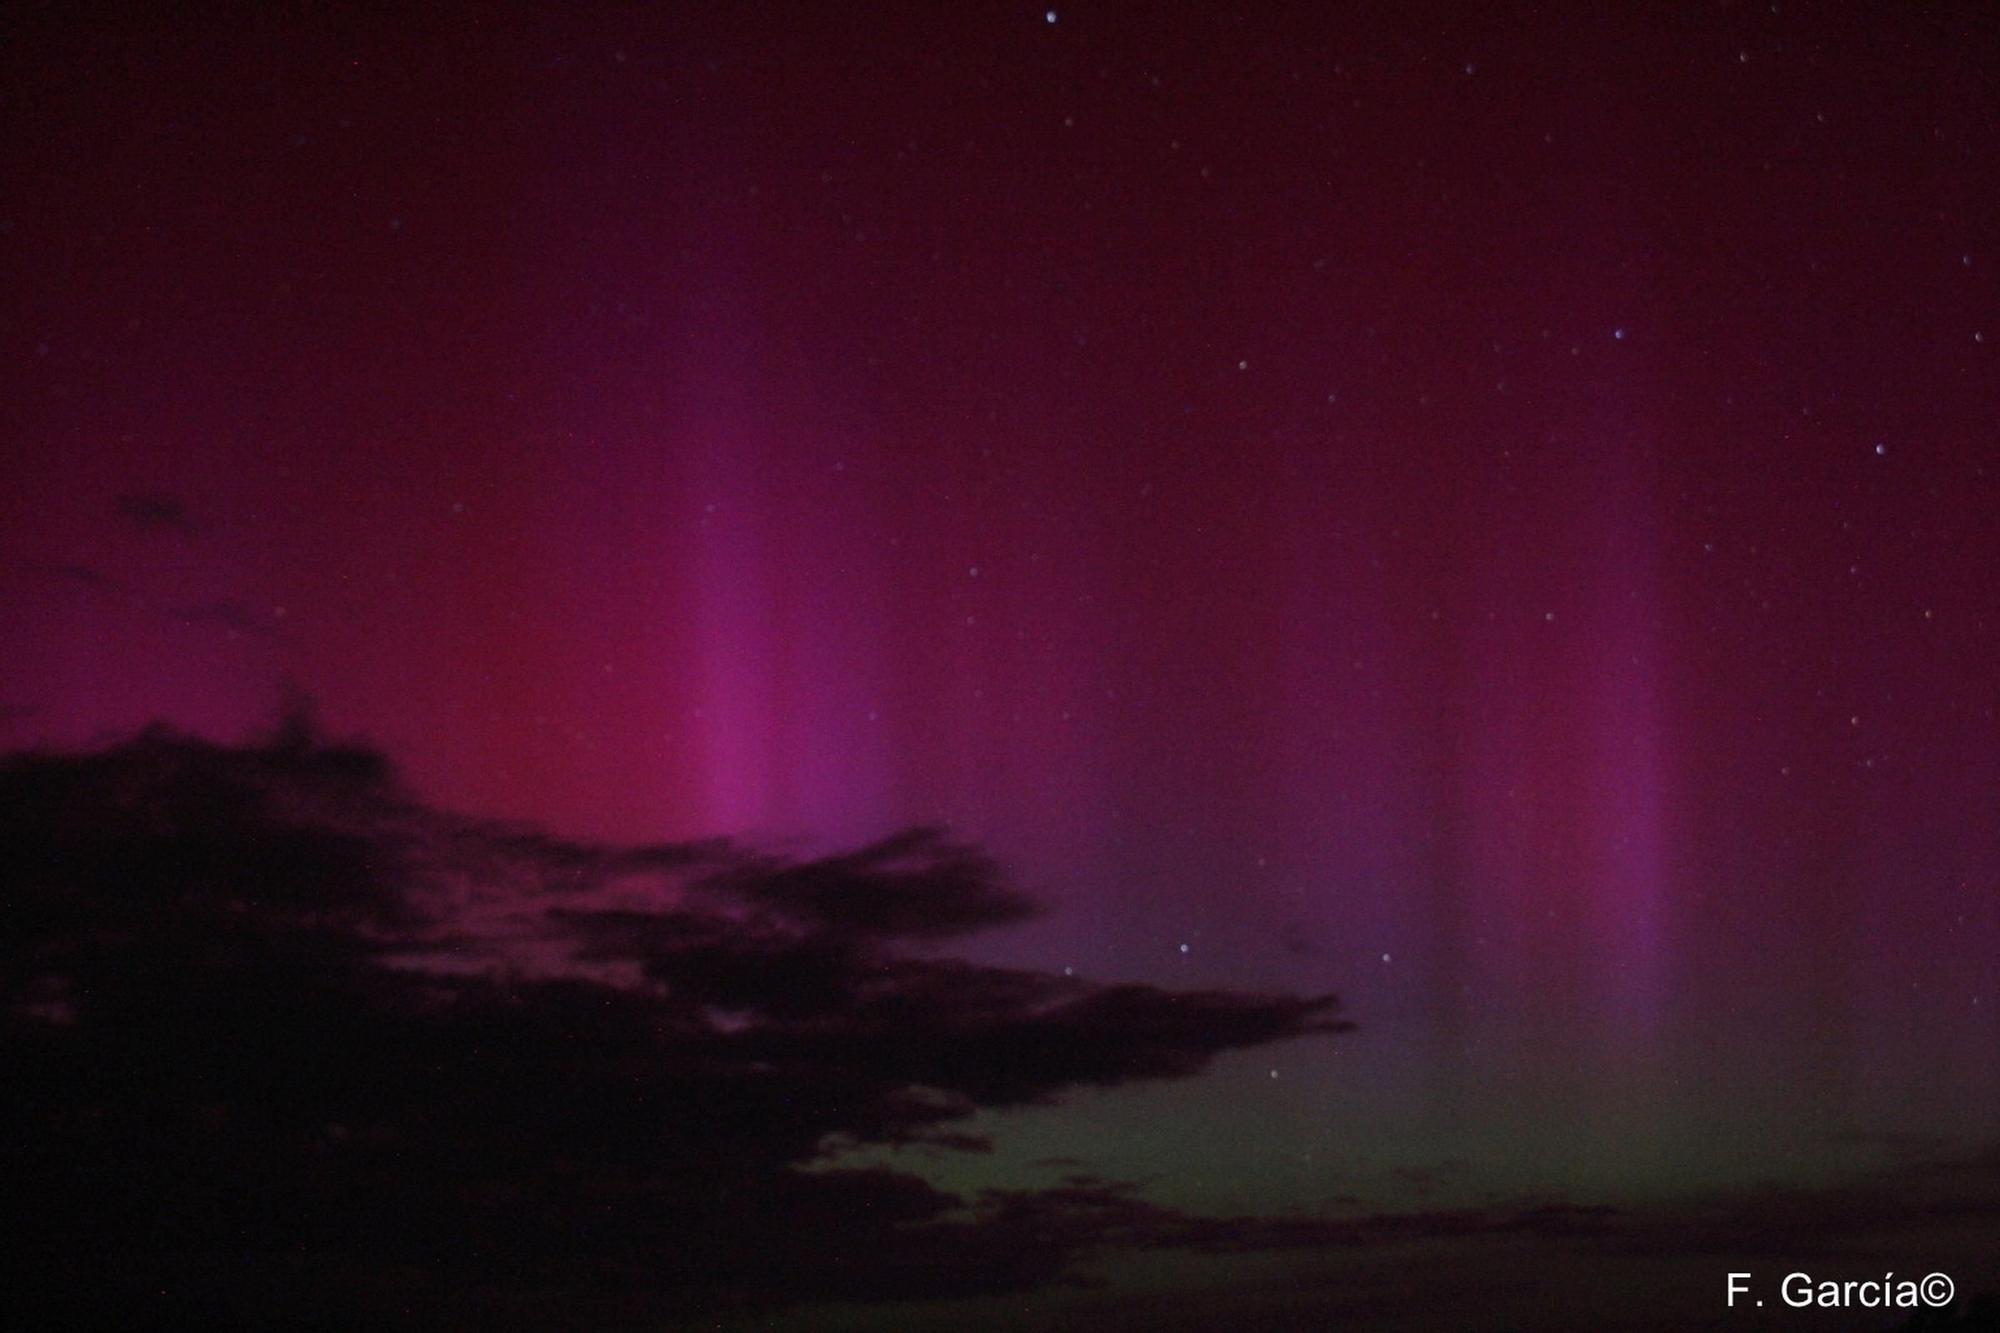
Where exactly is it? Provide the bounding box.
[114,490,203,535]
[172,598,276,637]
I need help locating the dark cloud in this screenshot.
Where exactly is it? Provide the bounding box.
[30,559,118,590]
[0,725,1349,1327]
[114,489,202,534]
[29,562,271,641]
[956,1177,1623,1260]
[1576,1146,2000,1263]
[172,598,276,636]
[702,828,1038,940]
[850,1159,2000,1333]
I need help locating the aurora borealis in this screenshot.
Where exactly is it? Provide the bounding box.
[5,3,2000,1327]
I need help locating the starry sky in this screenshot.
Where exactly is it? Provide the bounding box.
[6,2,2000,1325]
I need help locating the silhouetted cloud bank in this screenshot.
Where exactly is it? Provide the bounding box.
[1,726,1347,1326]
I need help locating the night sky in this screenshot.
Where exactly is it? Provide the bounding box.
[6,3,2000,1328]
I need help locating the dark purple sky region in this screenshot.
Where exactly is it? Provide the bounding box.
[5,3,2000,1326]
